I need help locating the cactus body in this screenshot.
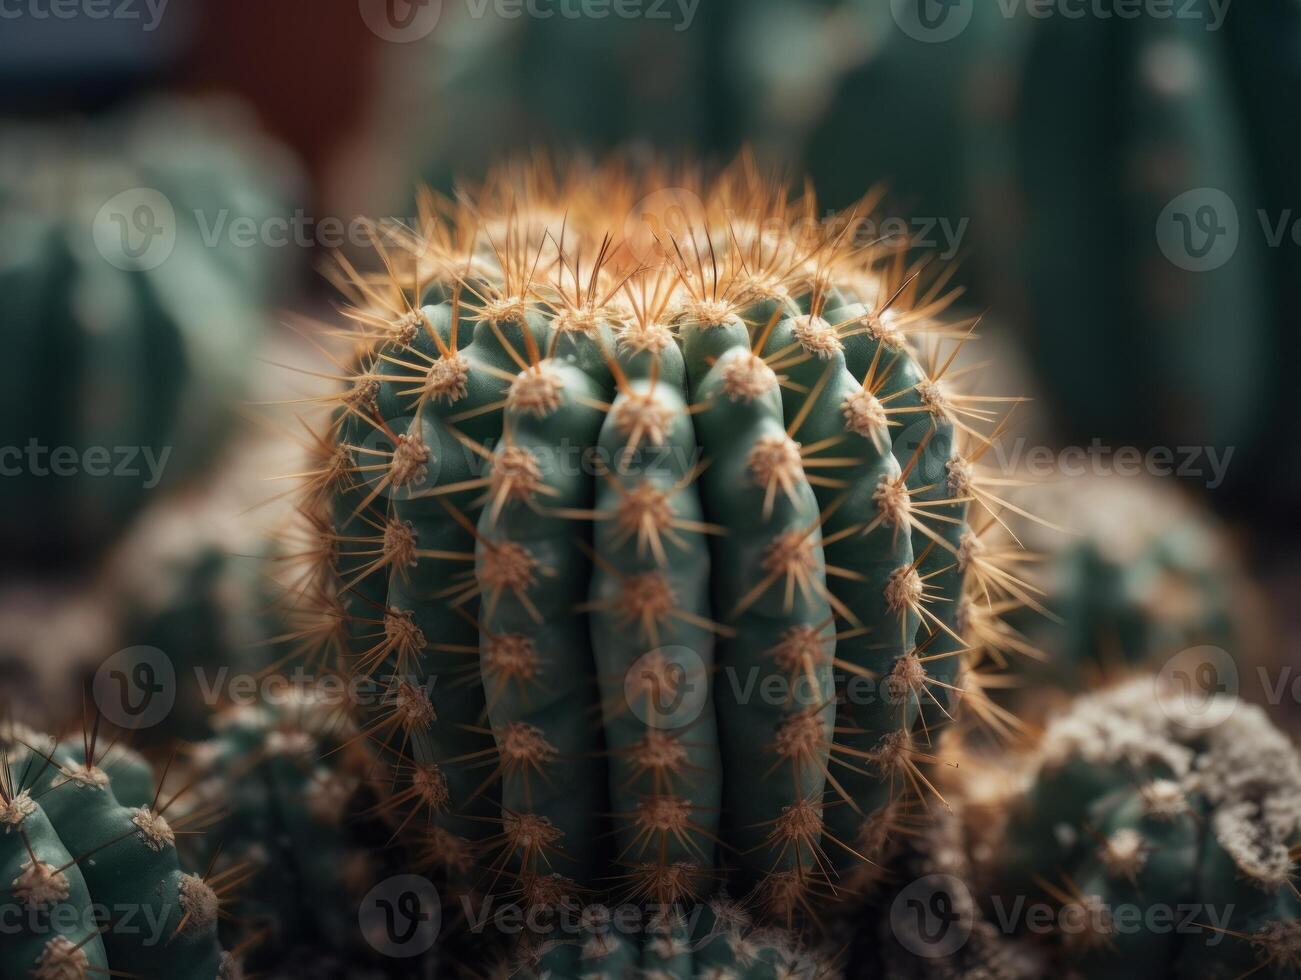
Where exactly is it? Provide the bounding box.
[284,160,1023,963]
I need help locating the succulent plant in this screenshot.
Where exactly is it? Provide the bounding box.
[962,2,1269,462]
[0,722,238,979]
[994,475,1259,696]
[0,96,296,571]
[275,158,1034,974]
[180,689,385,975]
[973,677,1301,979]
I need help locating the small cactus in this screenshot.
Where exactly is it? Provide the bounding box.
[977,677,1300,979]
[0,722,237,979]
[1003,474,1260,695]
[180,689,384,973]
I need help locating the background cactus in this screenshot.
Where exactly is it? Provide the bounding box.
[278,159,1034,971]
[996,475,1261,699]
[178,690,389,975]
[0,96,296,571]
[0,722,238,979]
[962,0,1269,465]
[970,677,1301,979]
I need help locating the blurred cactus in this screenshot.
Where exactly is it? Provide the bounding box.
[0,96,298,570]
[963,1,1269,460]
[180,692,385,975]
[976,677,1300,979]
[998,475,1259,693]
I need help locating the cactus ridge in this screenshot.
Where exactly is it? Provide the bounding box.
[283,159,1031,950]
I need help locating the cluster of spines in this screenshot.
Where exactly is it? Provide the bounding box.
[276,158,1038,951]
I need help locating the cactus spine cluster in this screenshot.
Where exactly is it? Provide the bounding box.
[283,160,1031,966]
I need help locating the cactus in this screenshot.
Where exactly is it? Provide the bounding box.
[975,677,1300,979]
[0,721,239,979]
[0,96,296,570]
[962,1,1269,460]
[277,158,1030,971]
[997,475,1260,695]
[512,899,843,979]
[179,689,387,974]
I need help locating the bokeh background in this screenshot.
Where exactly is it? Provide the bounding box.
[1,0,1297,732]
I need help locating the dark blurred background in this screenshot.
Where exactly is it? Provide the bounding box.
[1,0,1297,725]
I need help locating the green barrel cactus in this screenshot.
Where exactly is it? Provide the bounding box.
[0,722,238,979]
[0,96,296,570]
[282,159,1028,966]
[978,677,1300,979]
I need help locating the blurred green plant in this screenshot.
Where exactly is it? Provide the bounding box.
[0,97,299,570]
